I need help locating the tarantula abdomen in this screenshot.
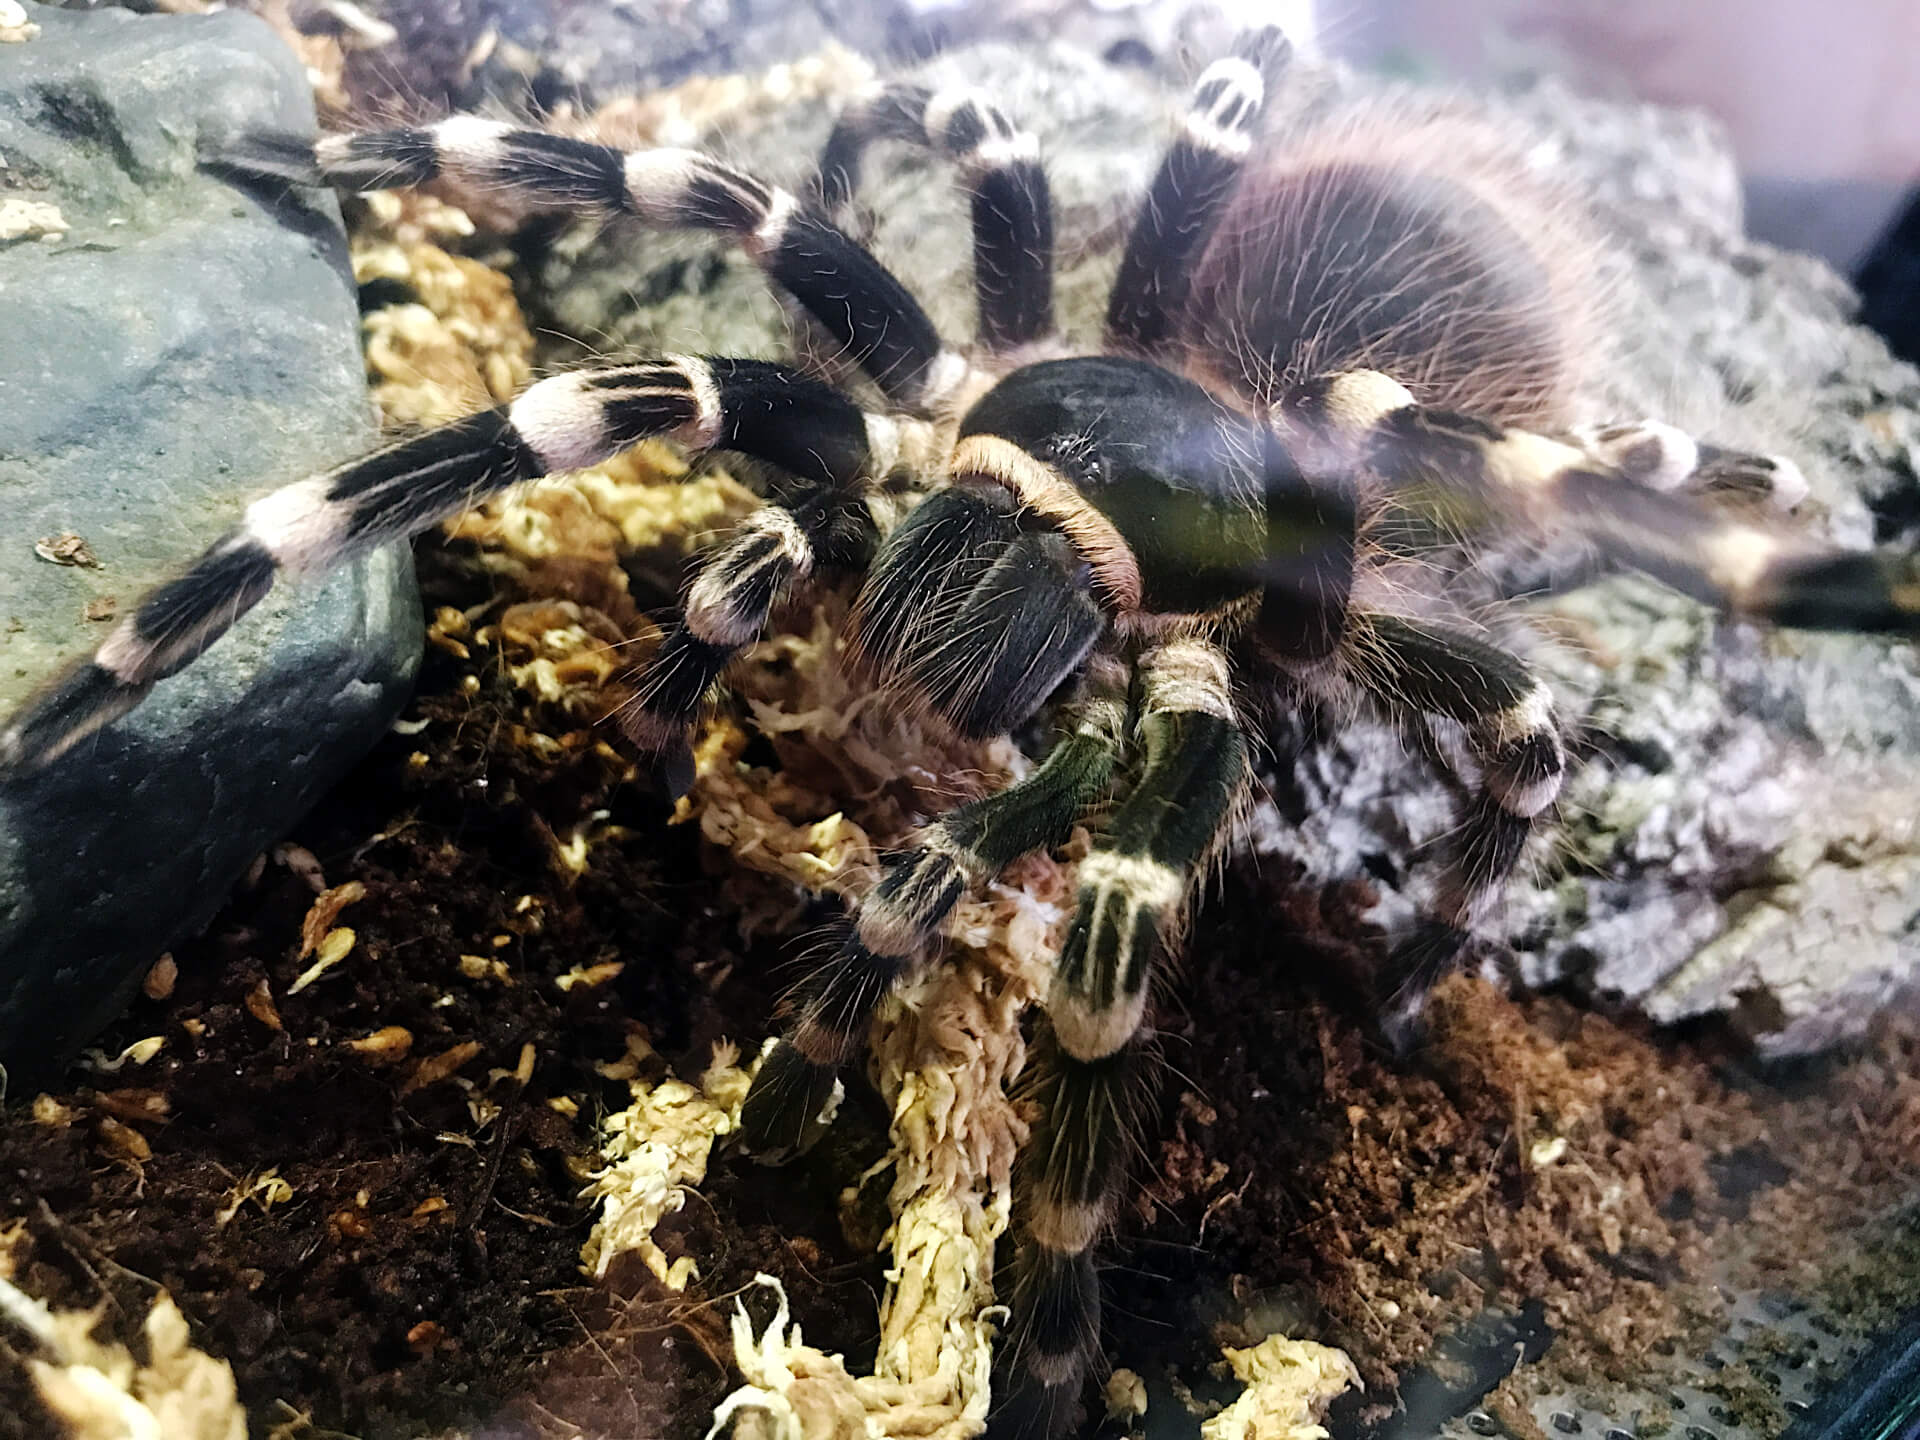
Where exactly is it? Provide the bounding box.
[1186,106,1611,430]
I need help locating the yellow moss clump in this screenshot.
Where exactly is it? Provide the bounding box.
[0,1280,247,1440]
[561,46,875,153]
[353,200,533,424]
[578,577,1076,1440]
[582,1038,754,1291]
[1199,1335,1361,1440]
[664,590,1080,1440]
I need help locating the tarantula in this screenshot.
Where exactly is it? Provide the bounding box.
[5,25,1917,1435]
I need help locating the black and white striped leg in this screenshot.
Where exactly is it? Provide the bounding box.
[1005,637,1249,1411]
[1571,421,1810,510]
[621,488,875,796]
[220,122,962,408]
[1279,370,1920,637]
[740,665,1130,1159]
[818,82,1053,351]
[0,358,875,773]
[1104,26,1291,354]
[1347,614,1563,1050]
[612,359,890,790]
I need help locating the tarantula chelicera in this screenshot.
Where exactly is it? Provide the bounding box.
[6,24,1920,1434]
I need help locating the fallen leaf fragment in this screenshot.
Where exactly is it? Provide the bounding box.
[34,531,98,567]
[83,1036,164,1071]
[289,927,356,994]
[0,0,39,42]
[32,1095,74,1128]
[555,960,623,991]
[144,953,178,1000]
[298,881,367,958]
[349,1026,414,1064]
[0,197,62,238]
[96,1116,151,1163]
[244,979,283,1031]
[93,1088,169,1124]
[402,1041,482,1095]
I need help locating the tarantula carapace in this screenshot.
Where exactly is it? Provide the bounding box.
[5,25,1916,1435]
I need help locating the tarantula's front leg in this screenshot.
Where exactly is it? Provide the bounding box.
[1001,637,1249,1423]
[0,358,878,773]
[740,657,1130,1159]
[224,124,960,408]
[1105,26,1292,355]
[622,488,872,795]
[818,82,1054,351]
[613,359,903,790]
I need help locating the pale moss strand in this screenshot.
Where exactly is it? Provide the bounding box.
[581,1039,753,1290]
[1199,1334,1362,1440]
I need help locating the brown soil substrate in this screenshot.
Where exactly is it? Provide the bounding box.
[2,516,1917,1439]
[1109,908,1920,1434]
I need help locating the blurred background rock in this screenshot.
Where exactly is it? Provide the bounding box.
[48,0,1918,359]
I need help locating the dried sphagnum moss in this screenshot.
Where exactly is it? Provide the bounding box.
[1200,1335,1361,1440]
[0,1239,247,1440]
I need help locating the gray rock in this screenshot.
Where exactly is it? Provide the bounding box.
[518,41,1920,1057]
[0,3,418,1087]
[540,0,908,103]
[336,0,1226,117]
[333,0,920,115]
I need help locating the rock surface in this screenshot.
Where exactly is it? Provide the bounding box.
[523,41,1920,1057]
[324,0,1216,116]
[0,3,417,1085]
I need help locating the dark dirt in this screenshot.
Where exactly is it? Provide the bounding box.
[1101,853,1920,1437]
[0,532,891,1440]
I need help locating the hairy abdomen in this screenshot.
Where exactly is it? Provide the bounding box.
[1182,105,1611,429]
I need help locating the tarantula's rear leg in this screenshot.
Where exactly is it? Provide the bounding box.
[1,357,880,773]
[740,657,1129,1159]
[612,359,904,791]
[1339,614,1564,1048]
[1280,369,1920,637]
[1104,26,1291,355]
[222,123,962,408]
[817,82,1054,351]
[1000,637,1250,1425]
